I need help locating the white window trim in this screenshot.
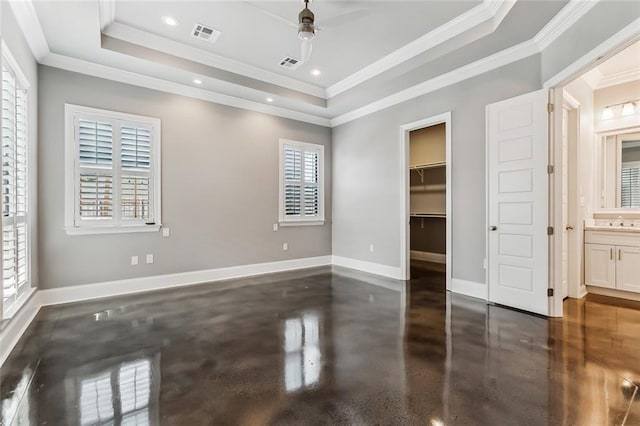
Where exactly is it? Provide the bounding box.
[64,104,162,235]
[278,139,325,226]
[1,42,33,320]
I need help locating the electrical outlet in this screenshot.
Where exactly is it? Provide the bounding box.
[369,244,374,253]
[162,227,170,237]
[131,256,138,266]
[282,243,288,251]
[146,254,154,264]
[273,223,279,232]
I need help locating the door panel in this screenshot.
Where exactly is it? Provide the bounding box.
[487,89,549,315]
[584,244,616,289]
[616,246,640,293]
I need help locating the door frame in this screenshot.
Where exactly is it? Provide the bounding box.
[399,111,452,289]
[545,23,640,317]
[562,92,581,301]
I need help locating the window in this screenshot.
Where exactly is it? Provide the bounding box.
[279,139,324,225]
[621,162,640,208]
[65,105,161,234]
[2,47,31,318]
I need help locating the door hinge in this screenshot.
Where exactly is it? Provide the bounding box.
[547,165,554,174]
[547,103,554,113]
[547,226,554,236]
[547,288,554,297]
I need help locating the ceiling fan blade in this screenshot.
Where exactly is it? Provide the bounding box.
[317,9,369,29]
[301,39,313,63]
[244,2,298,29]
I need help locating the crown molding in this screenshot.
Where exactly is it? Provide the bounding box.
[7,0,50,61]
[543,17,640,89]
[40,53,332,127]
[331,40,539,127]
[326,0,516,98]
[534,0,599,50]
[595,68,640,90]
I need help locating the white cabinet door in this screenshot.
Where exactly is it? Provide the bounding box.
[585,244,616,289]
[616,246,640,293]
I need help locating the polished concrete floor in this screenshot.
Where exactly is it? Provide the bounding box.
[1,264,640,425]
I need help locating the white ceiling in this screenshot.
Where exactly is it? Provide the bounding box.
[583,40,640,89]
[112,1,481,87]
[20,0,600,126]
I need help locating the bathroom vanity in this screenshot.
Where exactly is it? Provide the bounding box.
[585,224,640,295]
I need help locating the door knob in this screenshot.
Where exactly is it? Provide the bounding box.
[566,225,574,230]
[489,226,498,231]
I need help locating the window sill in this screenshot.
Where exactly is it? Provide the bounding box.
[2,286,36,321]
[65,224,161,235]
[279,220,325,227]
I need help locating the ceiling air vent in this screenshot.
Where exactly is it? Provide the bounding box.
[191,24,221,44]
[279,56,302,70]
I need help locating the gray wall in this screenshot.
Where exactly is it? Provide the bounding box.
[38,66,331,289]
[331,55,541,284]
[1,5,39,288]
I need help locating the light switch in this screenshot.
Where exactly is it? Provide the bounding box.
[131,256,138,266]
[162,227,170,237]
[273,223,279,231]
[146,254,154,264]
[282,243,288,251]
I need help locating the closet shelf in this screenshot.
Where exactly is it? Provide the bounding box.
[410,212,446,218]
[409,161,446,171]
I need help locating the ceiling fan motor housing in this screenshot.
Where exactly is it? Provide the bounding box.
[298,7,315,40]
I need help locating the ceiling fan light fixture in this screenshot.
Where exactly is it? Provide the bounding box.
[298,26,315,41]
[298,0,315,41]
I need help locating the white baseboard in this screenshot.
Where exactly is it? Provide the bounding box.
[410,250,446,264]
[586,286,640,302]
[578,285,588,299]
[451,278,487,300]
[0,290,41,366]
[331,255,404,280]
[40,255,332,306]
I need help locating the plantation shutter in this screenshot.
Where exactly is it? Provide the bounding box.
[77,119,114,221]
[120,125,152,221]
[621,165,640,208]
[2,62,29,314]
[282,142,322,221]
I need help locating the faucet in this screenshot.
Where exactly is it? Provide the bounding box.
[618,216,624,227]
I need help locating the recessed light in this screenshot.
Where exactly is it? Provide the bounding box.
[162,16,178,26]
[193,79,202,85]
[266,97,274,103]
[311,69,321,76]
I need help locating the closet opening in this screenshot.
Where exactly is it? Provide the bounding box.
[400,113,452,288]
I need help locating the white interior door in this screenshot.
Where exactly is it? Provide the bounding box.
[487,89,549,316]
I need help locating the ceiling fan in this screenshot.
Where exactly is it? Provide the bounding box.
[247,0,367,64]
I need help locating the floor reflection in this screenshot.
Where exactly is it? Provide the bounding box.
[71,355,159,426]
[284,312,322,392]
[0,266,639,424]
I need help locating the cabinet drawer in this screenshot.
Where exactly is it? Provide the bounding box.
[585,230,640,247]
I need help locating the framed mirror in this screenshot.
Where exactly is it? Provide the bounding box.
[601,130,640,209]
